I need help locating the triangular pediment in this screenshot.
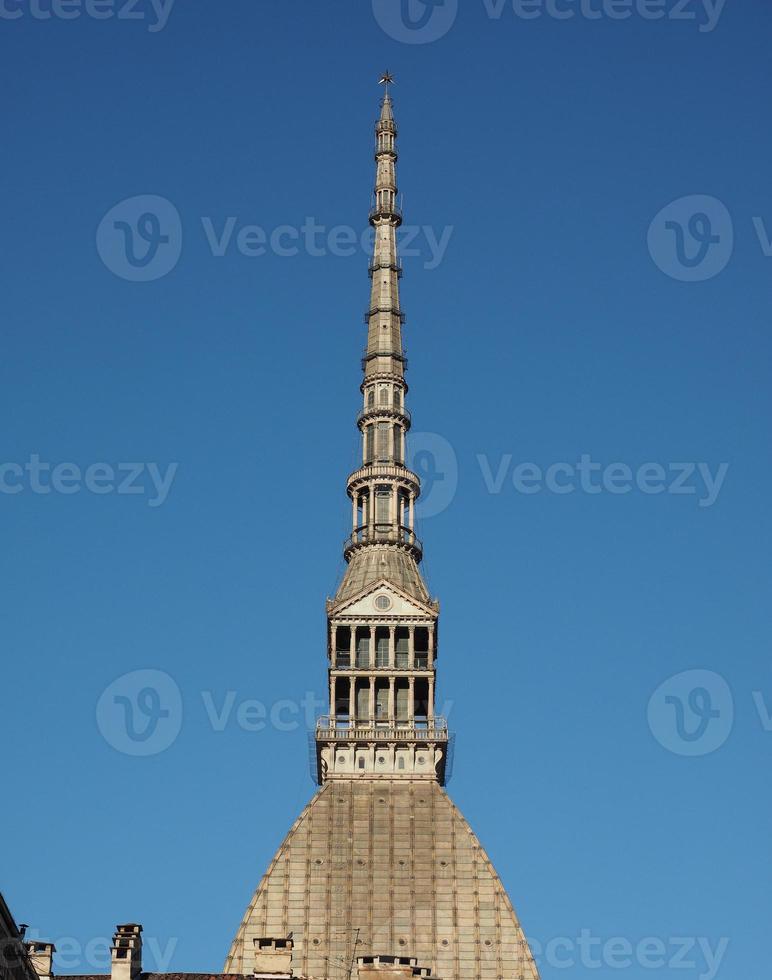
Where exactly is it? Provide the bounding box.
[329,579,437,619]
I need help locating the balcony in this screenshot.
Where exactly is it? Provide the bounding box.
[332,655,431,671]
[368,261,402,279]
[369,203,402,225]
[361,348,408,372]
[316,716,448,742]
[364,306,406,325]
[357,402,411,426]
[343,524,422,561]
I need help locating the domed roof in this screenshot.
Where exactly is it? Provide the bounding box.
[224,780,539,980]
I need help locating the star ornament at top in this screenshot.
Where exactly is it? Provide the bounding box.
[379,71,395,88]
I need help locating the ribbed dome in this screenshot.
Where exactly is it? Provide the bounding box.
[224,780,538,980]
[335,547,430,605]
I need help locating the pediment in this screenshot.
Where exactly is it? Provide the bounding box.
[329,579,436,619]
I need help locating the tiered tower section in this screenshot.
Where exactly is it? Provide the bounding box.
[315,81,448,785]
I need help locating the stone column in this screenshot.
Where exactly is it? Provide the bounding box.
[388,676,395,723]
[408,676,415,723]
[389,626,395,668]
[428,676,434,722]
[368,677,375,723]
[408,492,415,532]
[348,680,356,726]
[350,626,356,666]
[369,625,376,668]
[329,675,336,718]
[408,626,415,669]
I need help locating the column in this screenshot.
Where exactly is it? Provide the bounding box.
[329,676,336,719]
[368,676,375,723]
[351,493,357,536]
[428,624,435,665]
[408,677,415,723]
[350,626,356,666]
[348,680,356,727]
[388,676,395,723]
[408,626,415,669]
[408,492,414,532]
[428,676,434,722]
[389,626,395,668]
[369,625,376,668]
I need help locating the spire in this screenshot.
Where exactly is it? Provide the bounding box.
[313,80,446,787]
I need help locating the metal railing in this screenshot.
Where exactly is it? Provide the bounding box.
[364,306,406,324]
[368,261,402,279]
[362,348,408,371]
[343,525,422,558]
[357,402,411,425]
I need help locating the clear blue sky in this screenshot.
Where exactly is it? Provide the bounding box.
[2,2,770,980]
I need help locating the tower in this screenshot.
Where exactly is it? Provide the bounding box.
[225,78,539,980]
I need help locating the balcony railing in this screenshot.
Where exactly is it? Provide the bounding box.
[343,524,422,560]
[333,655,431,670]
[316,716,448,742]
[368,261,402,279]
[357,402,411,426]
[362,348,408,371]
[364,306,406,324]
[369,203,403,224]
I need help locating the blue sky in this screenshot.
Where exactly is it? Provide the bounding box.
[1,1,770,979]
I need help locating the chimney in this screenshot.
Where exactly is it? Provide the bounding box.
[26,942,56,980]
[356,956,441,980]
[252,937,293,979]
[110,925,142,980]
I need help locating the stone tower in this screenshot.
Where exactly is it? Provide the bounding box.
[224,78,540,980]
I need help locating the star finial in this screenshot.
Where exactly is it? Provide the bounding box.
[379,71,395,91]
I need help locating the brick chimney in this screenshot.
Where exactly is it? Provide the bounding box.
[252,937,293,979]
[110,925,142,980]
[26,941,56,980]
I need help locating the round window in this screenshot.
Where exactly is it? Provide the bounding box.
[374,594,392,611]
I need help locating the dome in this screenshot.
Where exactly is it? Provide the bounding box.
[225,780,538,980]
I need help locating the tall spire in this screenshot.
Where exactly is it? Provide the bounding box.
[314,80,448,786]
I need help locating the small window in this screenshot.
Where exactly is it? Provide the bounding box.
[358,757,365,770]
[375,594,392,611]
